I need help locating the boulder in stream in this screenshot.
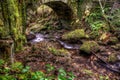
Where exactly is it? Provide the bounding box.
[26,33,36,41]
[80,41,100,54]
[62,29,89,42]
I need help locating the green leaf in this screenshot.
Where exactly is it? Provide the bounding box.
[46,64,55,72]
[11,62,23,71]
[22,66,30,73]
[58,69,67,80]
[0,59,5,66]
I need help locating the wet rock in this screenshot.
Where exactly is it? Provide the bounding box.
[26,33,36,41]
[80,41,99,54]
[30,33,45,43]
[62,29,89,42]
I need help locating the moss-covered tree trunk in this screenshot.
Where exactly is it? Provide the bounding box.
[19,0,27,34]
[0,0,10,38]
[1,0,26,51]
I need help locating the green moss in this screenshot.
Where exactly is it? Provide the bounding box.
[108,53,117,62]
[48,47,70,57]
[0,27,9,39]
[80,41,99,54]
[62,29,89,41]
[6,0,26,52]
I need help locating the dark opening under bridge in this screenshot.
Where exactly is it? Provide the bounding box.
[34,0,74,22]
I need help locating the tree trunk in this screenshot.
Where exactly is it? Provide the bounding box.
[0,0,9,36]
[1,0,26,51]
[19,0,27,34]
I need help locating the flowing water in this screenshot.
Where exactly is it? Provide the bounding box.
[29,33,80,49]
[57,40,80,49]
[30,33,45,43]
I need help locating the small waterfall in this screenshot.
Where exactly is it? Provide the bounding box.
[30,33,45,43]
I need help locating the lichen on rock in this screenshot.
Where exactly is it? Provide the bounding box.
[80,41,99,54]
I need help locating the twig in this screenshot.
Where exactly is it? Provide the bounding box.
[98,0,104,13]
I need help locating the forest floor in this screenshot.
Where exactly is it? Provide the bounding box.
[15,5,120,79]
[15,30,120,80]
[0,2,120,80]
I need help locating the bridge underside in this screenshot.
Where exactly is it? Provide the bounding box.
[43,1,73,22]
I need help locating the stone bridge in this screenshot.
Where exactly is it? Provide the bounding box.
[35,0,73,22]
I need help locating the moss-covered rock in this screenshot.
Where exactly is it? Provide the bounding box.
[80,41,99,54]
[48,47,70,57]
[62,29,89,41]
[108,53,118,62]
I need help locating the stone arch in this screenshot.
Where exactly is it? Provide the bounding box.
[37,1,73,22]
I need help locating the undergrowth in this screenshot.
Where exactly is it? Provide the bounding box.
[0,59,75,80]
[86,6,120,37]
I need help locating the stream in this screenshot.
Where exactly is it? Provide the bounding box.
[29,33,45,43]
[28,32,120,74]
[29,33,80,49]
